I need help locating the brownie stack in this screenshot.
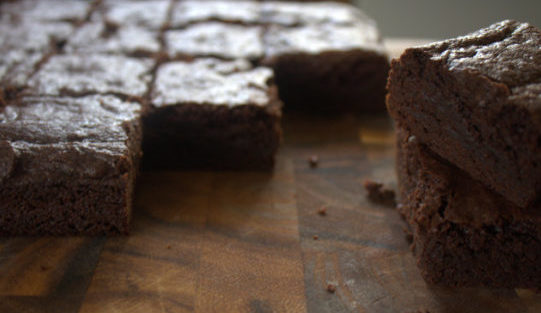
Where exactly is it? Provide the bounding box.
[387,20,541,288]
[0,0,388,235]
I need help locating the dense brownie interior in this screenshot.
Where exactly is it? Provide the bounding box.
[397,128,541,288]
[388,20,541,208]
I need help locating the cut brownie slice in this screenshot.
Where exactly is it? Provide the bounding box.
[263,22,389,112]
[165,22,264,61]
[27,54,154,99]
[387,20,541,207]
[65,21,161,57]
[261,1,363,27]
[144,58,281,170]
[0,95,142,235]
[1,0,91,24]
[170,1,260,27]
[396,127,541,288]
[102,0,171,30]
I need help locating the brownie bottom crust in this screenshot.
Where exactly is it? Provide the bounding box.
[268,50,389,113]
[142,102,281,171]
[397,127,541,288]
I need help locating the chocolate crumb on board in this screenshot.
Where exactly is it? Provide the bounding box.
[363,179,396,207]
[308,155,319,168]
[40,265,50,271]
[166,245,172,250]
[317,206,327,216]
[326,283,337,293]
[313,235,319,240]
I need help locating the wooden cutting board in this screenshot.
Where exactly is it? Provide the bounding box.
[1,40,540,313]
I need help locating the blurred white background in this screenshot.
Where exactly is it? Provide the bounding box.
[355,0,540,39]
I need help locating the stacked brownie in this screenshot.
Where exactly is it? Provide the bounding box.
[387,20,541,288]
[1,0,388,234]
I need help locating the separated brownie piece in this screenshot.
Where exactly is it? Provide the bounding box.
[165,22,264,60]
[0,95,142,235]
[65,21,161,57]
[396,128,541,288]
[260,1,362,26]
[0,0,91,24]
[263,22,389,112]
[144,58,281,170]
[28,54,154,99]
[170,1,260,27]
[387,20,541,208]
[102,0,171,30]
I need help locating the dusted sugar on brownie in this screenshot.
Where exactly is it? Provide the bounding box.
[165,22,264,60]
[144,58,281,169]
[28,54,154,99]
[387,20,541,208]
[102,0,171,30]
[396,128,541,288]
[0,95,142,235]
[1,0,91,24]
[261,1,362,26]
[65,21,161,57]
[170,1,260,27]
[263,22,389,112]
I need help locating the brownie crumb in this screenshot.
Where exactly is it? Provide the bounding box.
[166,245,172,250]
[40,265,50,271]
[308,155,319,168]
[326,283,337,293]
[317,207,327,216]
[313,235,319,240]
[363,179,396,207]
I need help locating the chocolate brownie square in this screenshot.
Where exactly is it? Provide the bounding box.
[65,21,161,57]
[387,20,541,208]
[102,0,171,30]
[1,0,91,24]
[396,127,541,288]
[165,22,264,61]
[260,1,362,26]
[170,1,260,27]
[27,54,154,99]
[263,22,389,112]
[0,95,142,235]
[144,58,281,170]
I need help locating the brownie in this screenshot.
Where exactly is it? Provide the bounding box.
[387,20,541,208]
[102,0,171,30]
[263,22,389,112]
[396,127,541,288]
[165,22,264,61]
[27,54,154,99]
[65,21,161,57]
[144,58,281,170]
[0,0,91,24]
[0,95,142,235]
[260,1,363,26]
[170,1,260,27]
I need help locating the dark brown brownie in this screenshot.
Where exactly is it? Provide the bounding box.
[65,21,161,57]
[263,22,389,112]
[0,95,142,235]
[27,54,154,99]
[260,1,362,26]
[396,127,541,288]
[165,22,264,61]
[102,0,171,30]
[170,1,260,27]
[144,58,281,170]
[387,20,541,208]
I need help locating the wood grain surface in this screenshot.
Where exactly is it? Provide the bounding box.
[1,41,541,313]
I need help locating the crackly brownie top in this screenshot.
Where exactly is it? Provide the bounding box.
[264,23,385,58]
[0,51,43,88]
[28,54,153,98]
[0,20,73,52]
[152,58,273,108]
[415,20,541,112]
[0,95,141,182]
[1,0,90,23]
[65,22,161,56]
[261,1,367,26]
[165,22,264,60]
[171,1,260,27]
[103,0,170,30]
